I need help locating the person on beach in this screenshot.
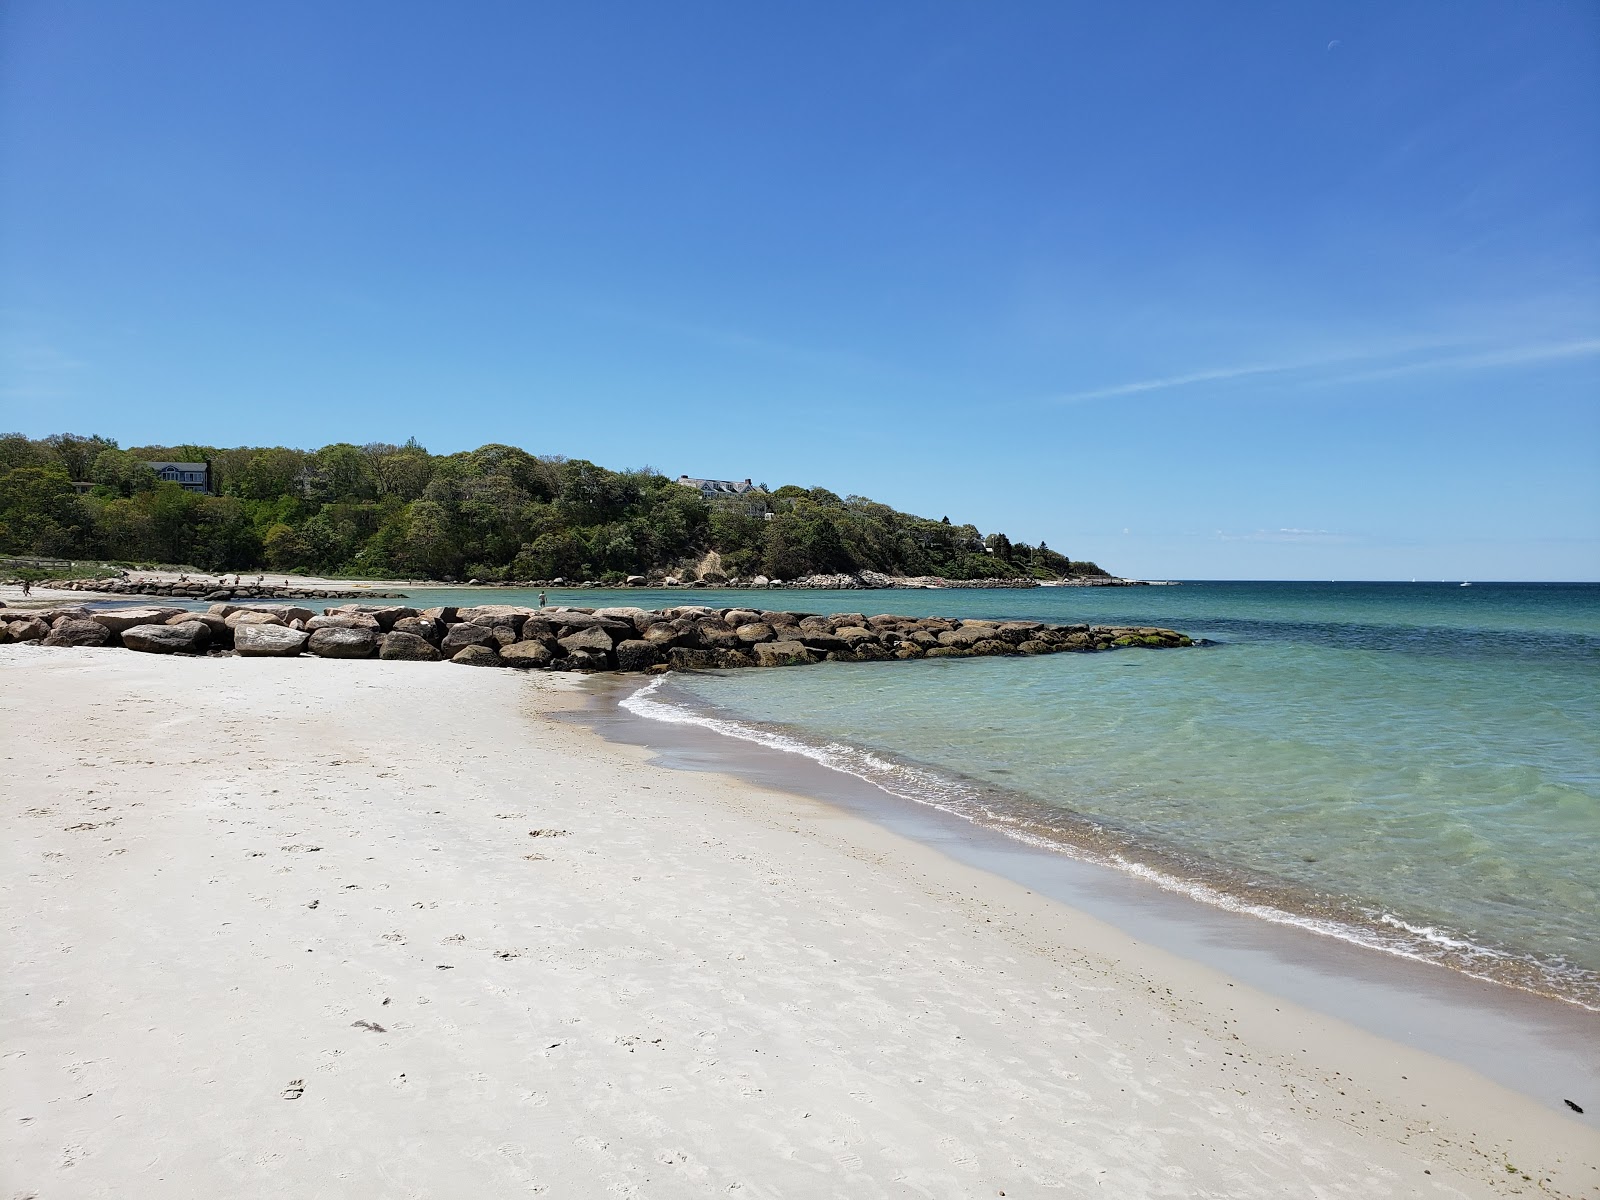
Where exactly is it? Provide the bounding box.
[20,578,31,597]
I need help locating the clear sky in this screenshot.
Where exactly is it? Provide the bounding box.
[2,2,1596,580]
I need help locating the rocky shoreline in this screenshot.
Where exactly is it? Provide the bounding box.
[0,600,1193,672]
[34,569,1147,600]
[38,578,410,601]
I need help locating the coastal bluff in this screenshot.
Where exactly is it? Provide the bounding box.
[0,601,1193,672]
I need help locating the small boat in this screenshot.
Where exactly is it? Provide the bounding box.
[1459,581,1471,587]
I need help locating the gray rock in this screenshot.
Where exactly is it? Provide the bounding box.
[123,621,211,654]
[440,622,498,653]
[43,618,112,647]
[753,640,818,668]
[308,627,379,659]
[557,625,613,655]
[390,616,440,642]
[379,631,441,661]
[325,604,416,630]
[91,607,185,635]
[499,641,553,668]
[5,617,49,643]
[166,611,230,640]
[666,647,721,671]
[734,622,776,645]
[614,639,664,672]
[450,644,503,667]
[305,613,381,631]
[226,610,287,629]
[233,624,309,657]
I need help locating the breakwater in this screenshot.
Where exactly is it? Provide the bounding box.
[40,578,409,601]
[0,600,1192,671]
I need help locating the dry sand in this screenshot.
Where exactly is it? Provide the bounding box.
[2,648,1594,1198]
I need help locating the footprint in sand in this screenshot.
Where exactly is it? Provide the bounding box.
[281,1079,305,1100]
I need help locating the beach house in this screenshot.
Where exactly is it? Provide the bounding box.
[144,461,213,494]
[675,475,766,498]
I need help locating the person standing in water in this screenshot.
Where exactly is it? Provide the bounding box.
[538,590,547,608]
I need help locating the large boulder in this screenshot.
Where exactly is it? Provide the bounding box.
[541,610,632,636]
[42,619,112,648]
[91,607,185,636]
[440,622,498,654]
[378,631,441,662]
[233,625,309,657]
[642,624,686,648]
[614,639,664,672]
[753,640,818,668]
[499,641,553,668]
[554,647,610,671]
[4,617,49,643]
[123,621,211,654]
[226,609,287,629]
[556,625,613,656]
[390,615,440,642]
[734,622,776,645]
[308,627,379,659]
[936,624,1001,649]
[450,644,503,667]
[256,605,316,625]
[166,611,230,640]
[305,612,381,631]
[326,604,416,630]
[666,647,721,671]
[457,605,535,631]
[833,626,879,648]
[695,624,741,650]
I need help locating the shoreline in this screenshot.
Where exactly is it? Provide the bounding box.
[580,673,1600,1114]
[2,649,1594,1195]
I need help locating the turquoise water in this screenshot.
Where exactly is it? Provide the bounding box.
[599,582,1599,1009]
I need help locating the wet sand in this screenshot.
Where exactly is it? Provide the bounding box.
[2,647,1594,1197]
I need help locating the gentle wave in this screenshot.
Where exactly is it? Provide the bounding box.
[620,676,1600,1011]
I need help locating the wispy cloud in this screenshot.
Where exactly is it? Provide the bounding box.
[1310,337,1600,388]
[1049,337,1600,406]
[1215,528,1358,544]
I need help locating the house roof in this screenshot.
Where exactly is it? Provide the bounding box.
[677,475,764,496]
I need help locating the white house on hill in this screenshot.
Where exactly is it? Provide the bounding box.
[676,475,766,498]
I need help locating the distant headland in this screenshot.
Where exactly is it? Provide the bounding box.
[0,433,1130,588]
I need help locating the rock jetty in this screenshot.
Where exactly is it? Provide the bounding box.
[41,578,409,601]
[33,571,1146,598]
[1,601,1193,672]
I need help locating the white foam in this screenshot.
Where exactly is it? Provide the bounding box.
[619,678,1600,1011]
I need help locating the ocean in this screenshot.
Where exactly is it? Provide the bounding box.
[585,581,1600,1011]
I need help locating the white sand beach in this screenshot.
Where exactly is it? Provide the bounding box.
[2,648,1594,1198]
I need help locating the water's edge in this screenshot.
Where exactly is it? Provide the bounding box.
[618,676,1599,1012]
[570,673,1600,1119]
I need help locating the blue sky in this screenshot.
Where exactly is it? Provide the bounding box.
[2,2,1595,579]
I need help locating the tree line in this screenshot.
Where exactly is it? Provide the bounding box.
[0,432,1105,583]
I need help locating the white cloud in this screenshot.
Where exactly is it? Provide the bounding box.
[1215,528,1358,544]
[1049,337,1600,406]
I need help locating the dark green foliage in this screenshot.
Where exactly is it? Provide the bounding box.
[0,432,1106,580]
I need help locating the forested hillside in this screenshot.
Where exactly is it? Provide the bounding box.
[0,433,1104,582]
